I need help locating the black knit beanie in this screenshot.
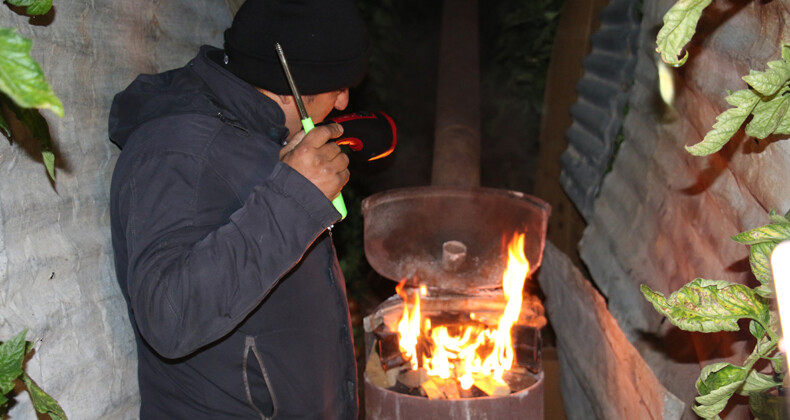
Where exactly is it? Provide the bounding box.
[223,0,370,95]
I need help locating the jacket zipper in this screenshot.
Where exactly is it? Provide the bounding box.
[216,112,248,134]
[327,241,358,412]
[244,336,278,419]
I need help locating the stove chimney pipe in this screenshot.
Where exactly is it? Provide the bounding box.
[431,0,481,188]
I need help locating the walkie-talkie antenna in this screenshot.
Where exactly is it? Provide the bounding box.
[275,42,346,219]
[275,43,313,130]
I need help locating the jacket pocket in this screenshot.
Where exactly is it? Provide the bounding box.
[243,336,277,419]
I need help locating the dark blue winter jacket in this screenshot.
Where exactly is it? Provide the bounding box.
[108,46,358,419]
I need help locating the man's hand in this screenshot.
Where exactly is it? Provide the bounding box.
[280,123,350,200]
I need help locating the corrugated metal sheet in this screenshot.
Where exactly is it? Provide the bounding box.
[570,0,790,417]
[559,0,642,220]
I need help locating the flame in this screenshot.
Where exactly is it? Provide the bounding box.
[395,279,422,370]
[394,232,531,393]
[489,232,530,381]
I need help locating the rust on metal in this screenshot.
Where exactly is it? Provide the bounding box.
[363,295,546,419]
[442,240,468,272]
[364,372,544,420]
[362,186,550,293]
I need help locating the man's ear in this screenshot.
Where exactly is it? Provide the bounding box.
[334,89,349,111]
[278,94,292,105]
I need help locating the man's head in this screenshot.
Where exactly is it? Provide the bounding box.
[258,87,349,141]
[223,0,369,96]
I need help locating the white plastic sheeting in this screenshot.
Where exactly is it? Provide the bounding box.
[575,1,790,418]
[0,2,231,418]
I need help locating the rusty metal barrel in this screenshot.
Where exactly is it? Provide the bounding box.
[361,187,549,420]
[360,0,549,417]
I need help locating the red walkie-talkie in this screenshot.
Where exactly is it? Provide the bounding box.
[324,111,397,162]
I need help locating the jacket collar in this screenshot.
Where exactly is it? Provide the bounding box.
[191,45,289,142]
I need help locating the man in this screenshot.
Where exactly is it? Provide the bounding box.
[108,0,369,418]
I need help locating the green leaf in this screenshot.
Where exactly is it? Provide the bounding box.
[742,58,790,97]
[769,209,790,224]
[748,319,765,340]
[1,95,56,180]
[22,373,67,420]
[0,27,64,117]
[41,148,54,180]
[0,331,27,396]
[723,88,759,107]
[739,370,782,395]
[754,333,778,359]
[0,112,9,138]
[732,223,790,245]
[772,354,786,376]
[740,47,790,138]
[686,89,760,156]
[5,0,53,16]
[655,0,712,66]
[749,391,787,420]
[694,362,747,418]
[745,89,790,139]
[773,104,790,135]
[752,310,781,356]
[750,241,778,288]
[641,279,769,333]
[754,284,774,299]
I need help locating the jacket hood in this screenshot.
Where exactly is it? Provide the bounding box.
[108,46,288,149]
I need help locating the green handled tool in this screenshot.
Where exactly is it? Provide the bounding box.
[275,43,347,220]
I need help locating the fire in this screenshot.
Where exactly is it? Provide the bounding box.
[395,232,531,393]
[395,281,424,369]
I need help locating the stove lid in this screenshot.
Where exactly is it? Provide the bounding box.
[361,186,551,293]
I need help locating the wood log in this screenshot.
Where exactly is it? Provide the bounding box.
[375,329,409,370]
[537,241,684,419]
[420,377,445,400]
[386,366,401,388]
[398,368,429,388]
[366,352,391,389]
[472,375,510,397]
[436,377,461,400]
[457,384,474,399]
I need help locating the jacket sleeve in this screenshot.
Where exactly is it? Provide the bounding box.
[120,151,340,359]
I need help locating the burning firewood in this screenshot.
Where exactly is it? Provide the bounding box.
[366,351,399,388]
[418,376,463,400]
[366,351,389,388]
[397,368,429,388]
[363,233,545,403]
[512,325,541,373]
[374,327,409,370]
[436,377,461,399]
[503,365,536,392]
[472,374,510,397]
[420,377,444,400]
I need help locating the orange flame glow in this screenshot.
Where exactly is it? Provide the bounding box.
[395,232,531,392]
[395,280,423,370]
